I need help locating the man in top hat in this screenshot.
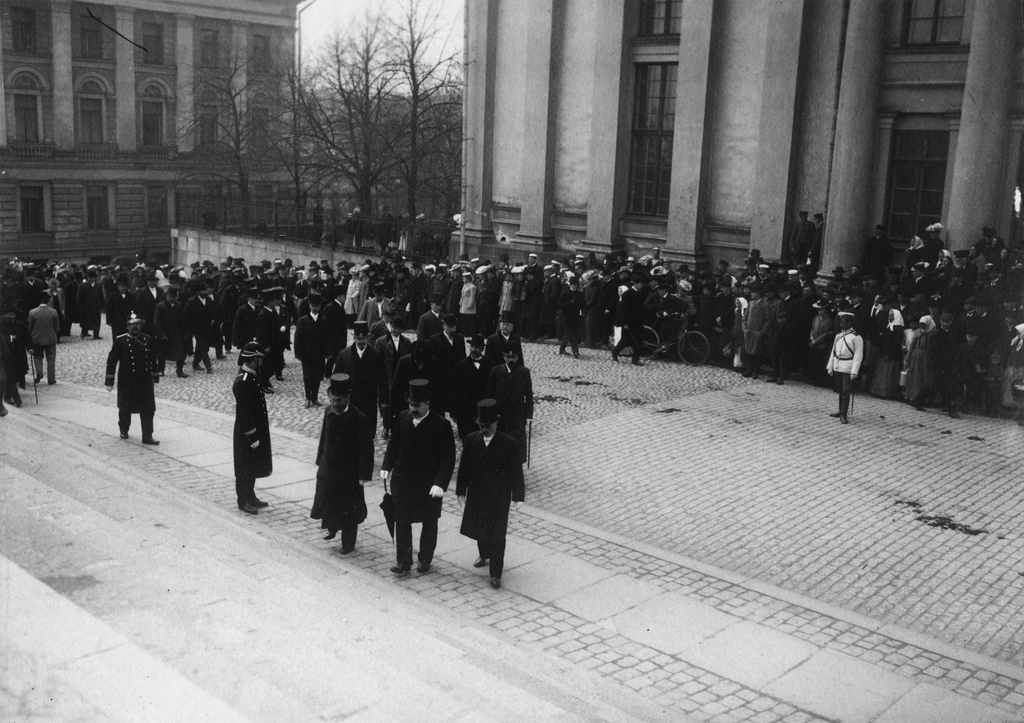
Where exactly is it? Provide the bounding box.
[826,301,863,424]
[357,280,393,328]
[28,291,59,385]
[256,288,286,390]
[310,373,375,553]
[375,314,412,439]
[451,333,495,441]
[77,269,104,340]
[233,341,273,515]
[105,312,161,444]
[611,274,648,366]
[134,271,163,334]
[107,275,136,339]
[456,399,525,589]
[484,310,524,366]
[416,291,445,341]
[154,285,188,377]
[862,224,891,282]
[334,320,387,435]
[430,313,467,416]
[381,378,456,575]
[485,339,534,464]
[809,212,825,272]
[232,283,261,350]
[294,290,328,408]
[321,285,349,377]
[185,281,218,374]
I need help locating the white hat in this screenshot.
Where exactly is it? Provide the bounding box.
[423,264,436,272]
[461,270,471,276]
[679,280,693,292]
[470,257,480,264]
[543,264,553,271]
[925,222,944,232]
[528,252,538,258]
[511,264,526,274]
[475,264,490,275]
[575,254,585,260]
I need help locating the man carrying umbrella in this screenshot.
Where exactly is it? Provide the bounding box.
[380,379,456,575]
[456,399,525,589]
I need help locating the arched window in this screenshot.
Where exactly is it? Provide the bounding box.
[11,73,42,142]
[77,79,107,145]
[140,84,165,147]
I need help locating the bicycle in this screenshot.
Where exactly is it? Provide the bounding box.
[639,314,710,365]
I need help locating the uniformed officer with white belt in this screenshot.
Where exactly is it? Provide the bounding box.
[826,301,864,425]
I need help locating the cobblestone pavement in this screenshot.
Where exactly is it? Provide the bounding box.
[42,334,1024,675]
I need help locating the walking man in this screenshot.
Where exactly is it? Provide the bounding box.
[485,340,534,463]
[456,399,525,589]
[826,303,864,424]
[233,342,273,514]
[105,312,160,444]
[310,373,375,552]
[294,291,327,407]
[28,293,59,385]
[380,379,456,575]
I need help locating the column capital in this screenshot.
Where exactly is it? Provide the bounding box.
[50,1,71,15]
[114,5,135,20]
[877,111,896,131]
[175,13,195,26]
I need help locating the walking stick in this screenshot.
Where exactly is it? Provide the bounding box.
[27,347,37,404]
[527,419,532,469]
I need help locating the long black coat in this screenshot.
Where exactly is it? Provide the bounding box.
[321,299,348,371]
[430,331,466,413]
[232,302,260,349]
[233,369,272,479]
[450,355,494,440]
[184,296,218,345]
[334,344,387,433]
[310,403,375,532]
[294,313,327,376]
[105,332,159,413]
[106,292,135,336]
[456,430,525,545]
[76,280,104,330]
[485,363,534,463]
[134,286,163,334]
[382,410,456,524]
[154,300,186,362]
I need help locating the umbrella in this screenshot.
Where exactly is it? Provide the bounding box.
[379,477,396,539]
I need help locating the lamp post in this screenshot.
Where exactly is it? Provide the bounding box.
[293,0,325,240]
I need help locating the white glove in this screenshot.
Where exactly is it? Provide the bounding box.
[250,440,260,449]
[380,470,390,481]
[429,485,444,498]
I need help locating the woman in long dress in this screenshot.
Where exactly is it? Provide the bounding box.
[869,308,904,399]
[904,315,935,409]
[1000,323,1024,409]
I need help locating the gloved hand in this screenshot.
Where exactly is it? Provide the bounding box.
[429,485,444,499]
[380,470,390,481]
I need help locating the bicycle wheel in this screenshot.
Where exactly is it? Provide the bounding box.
[640,326,660,359]
[678,330,710,365]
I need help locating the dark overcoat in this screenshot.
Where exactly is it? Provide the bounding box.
[134,287,163,333]
[154,300,186,362]
[184,296,218,345]
[76,280,104,330]
[105,332,159,413]
[485,363,534,463]
[232,301,260,349]
[106,292,135,336]
[233,369,273,479]
[294,312,327,377]
[382,410,456,524]
[334,343,386,432]
[430,331,466,413]
[310,403,375,532]
[451,355,494,440]
[456,430,525,545]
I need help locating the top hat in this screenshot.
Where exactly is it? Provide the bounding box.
[500,338,519,356]
[474,398,499,426]
[499,310,515,324]
[353,320,369,337]
[329,373,352,396]
[429,292,444,304]
[390,315,406,329]
[406,378,431,404]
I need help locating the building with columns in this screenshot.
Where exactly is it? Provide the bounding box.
[0,0,296,262]
[462,0,1023,276]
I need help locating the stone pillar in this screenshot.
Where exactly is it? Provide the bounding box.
[946,0,1019,250]
[820,0,887,276]
[463,0,498,247]
[0,30,7,147]
[749,0,805,262]
[664,0,717,266]
[175,15,194,152]
[869,112,896,229]
[999,116,1024,240]
[231,22,248,118]
[584,0,631,255]
[51,1,74,147]
[115,6,136,150]
[514,0,558,251]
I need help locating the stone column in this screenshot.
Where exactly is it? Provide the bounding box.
[463,0,498,247]
[869,112,896,229]
[820,0,887,276]
[175,15,194,152]
[514,0,558,251]
[749,0,805,262]
[945,0,1019,250]
[51,1,74,147]
[115,6,136,150]
[231,22,248,119]
[664,0,717,266]
[999,116,1024,239]
[584,0,631,255]
[0,30,7,147]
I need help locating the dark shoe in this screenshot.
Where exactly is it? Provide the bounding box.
[390,564,411,575]
[742,372,752,378]
[47,380,56,385]
[948,410,961,419]
[473,557,488,568]
[305,400,311,409]
[238,502,258,515]
[192,365,201,371]
[0,406,7,418]
[912,403,926,412]
[829,412,842,418]
[206,368,213,375]
[312,399,322,407]
[840,415,848,424]
[631,360,643,367]
[142,437,160,445]
[558,350,569,356]
[275,374,284,382]
[340,546,354,555]
[489,577,501,589]
[573,353,580,359]
[176,371,189,378]
[416,562,432,574]
[776,379,785,385]
[766,377,777,384]
[216,355,227,361]
[34,376,42,384]
[251,497,269,509]
[324,530,337,540]
[264,386,276,394]
[611,351,619,362]
[119,431,129,440]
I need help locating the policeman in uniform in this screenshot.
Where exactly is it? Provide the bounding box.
[233,342,273,514]
[105,312,161,444]
[826,302,864,424]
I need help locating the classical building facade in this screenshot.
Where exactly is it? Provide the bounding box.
[0,0,296,262]
[462,0,1023,274]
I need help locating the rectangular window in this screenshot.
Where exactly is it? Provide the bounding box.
[80,98,104,144]
[250,106,269,148]
[887,130,949,241]
[251,34,271,74]
[12,7,36,53]
[627,64,677,217]
[198,104,219,145]
[20,185,44,232]
[86,186,109,230]
[142,23,164,65]
[147,185,168,228]
[639,0,682,36]
[904,0,964,45]
[81,18,104,58]
[199,29,219,68]
[14,94,39,142]
[141,101,163,146]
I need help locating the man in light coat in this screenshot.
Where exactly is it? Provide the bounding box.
[28,294,59,384]
[826,303,864,425]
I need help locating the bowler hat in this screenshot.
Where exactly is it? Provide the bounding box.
[406,378,431,404]
[469,333,486,347]
[391,315,406,329]
[329,373,352,396]
[474,399,499,425]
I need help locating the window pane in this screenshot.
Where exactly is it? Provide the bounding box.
[81,98,104,144]
[82,23,103,58]
[147,186,168,227]
[12,8,36,53]
[939,0,964,17]
[199,30,219,67]
[921,165,946,192]
[142,102,162,146]
[906,19,932,45]
[14,94,38,142]
[887,131,950,240]
[936,17,962,44]
[909,0,936,20]
[87,187,109,229]
[628,63,676,216]
[21,186,44,232]
[143,24,164,64]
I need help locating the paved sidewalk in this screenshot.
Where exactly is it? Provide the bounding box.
[5,378,1021,722]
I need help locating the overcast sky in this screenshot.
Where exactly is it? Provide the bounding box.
[299,0,464,65]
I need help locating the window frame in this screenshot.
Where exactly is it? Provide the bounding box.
[146,185,169,228]
[626,63,678,218]
[13,91,42,142]
[80,16,105,59]
[198,29,220,68]
[885,129,950,242]
[11,7,37,53]
[902,0,965,46]
[77,83,107,145]
[85,185,112,230]
[20,184,45,233]
[142,22,164,65]
[638,0,682,37]
[198,103,220,146]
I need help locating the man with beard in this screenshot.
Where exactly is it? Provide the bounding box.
[105,312,161,444]
[485,339,534,464]
[484,310,524,366]
[310,374,375,553]
[334,320,387,436]
[451,334,494,441]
